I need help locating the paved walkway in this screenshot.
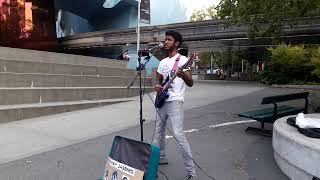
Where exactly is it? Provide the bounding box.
[0,81,295,180]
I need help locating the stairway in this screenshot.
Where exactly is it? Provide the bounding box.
[0,47,153,123]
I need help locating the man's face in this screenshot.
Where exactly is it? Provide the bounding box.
[164,35,179,51]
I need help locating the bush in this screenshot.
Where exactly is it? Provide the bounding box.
[259,44,319,84]
[259,66,290,84]
[311,48,320,78]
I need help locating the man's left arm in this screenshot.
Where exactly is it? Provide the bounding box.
[177,70,193,87]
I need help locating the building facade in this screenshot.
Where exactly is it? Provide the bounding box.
[55,0,188,38]
[0,0,57,49]
[0,0,189,74]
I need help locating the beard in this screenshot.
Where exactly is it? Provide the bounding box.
[165,45,177,52]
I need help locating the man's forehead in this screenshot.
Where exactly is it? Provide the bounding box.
[165,35,174,39]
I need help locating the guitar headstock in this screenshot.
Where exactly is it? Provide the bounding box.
[181,52,196,70]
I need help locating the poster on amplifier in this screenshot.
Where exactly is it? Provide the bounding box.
[103,157,144,180]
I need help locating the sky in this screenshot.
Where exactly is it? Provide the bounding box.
[180,0,221,18]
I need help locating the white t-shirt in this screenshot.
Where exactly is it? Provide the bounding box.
[157,53,188,102]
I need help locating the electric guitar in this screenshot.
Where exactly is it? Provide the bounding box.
[155,53,196,108]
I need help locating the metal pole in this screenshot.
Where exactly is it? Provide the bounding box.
[242,60,244,73]
[137,0,141,64]
[137,0,144,142]
[210,53,213,74]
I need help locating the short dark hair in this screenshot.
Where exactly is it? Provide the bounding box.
[165,30,183,46]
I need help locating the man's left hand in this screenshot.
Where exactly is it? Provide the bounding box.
[176,68,193,87]
[177,69,185,78]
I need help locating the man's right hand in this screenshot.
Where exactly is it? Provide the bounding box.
[155,84,163,94]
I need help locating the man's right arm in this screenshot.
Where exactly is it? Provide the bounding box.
[155,72,163,94]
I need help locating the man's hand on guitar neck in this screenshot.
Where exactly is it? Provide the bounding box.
[177,69,193,87]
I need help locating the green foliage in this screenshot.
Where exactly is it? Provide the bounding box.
[215,50,232,69]
[198,52,212,68]
[236,47,269,65]
[215,49,243,70]
[259,44,319,84]
[216,0,320,41]
[311,48,320,78]
[259,66,290,84]
[268,44,310,71]
[190,6,217,21]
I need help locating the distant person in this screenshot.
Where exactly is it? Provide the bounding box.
[117,50,130,61]
[220,69,224,79]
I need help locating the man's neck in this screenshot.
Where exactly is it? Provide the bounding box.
[168,50,178,58]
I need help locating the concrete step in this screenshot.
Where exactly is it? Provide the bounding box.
[0,98,134,123]
[0,46,128,69]
[0,59,139,77]
[0,87,153,105]
[0,47,151,120]
[0,72,152,87]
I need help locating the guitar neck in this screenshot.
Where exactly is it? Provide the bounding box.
[162,73,178,91]
[161,53,195,92]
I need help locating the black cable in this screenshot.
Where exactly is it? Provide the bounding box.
[158,169,169,180]
[146,91,216,180]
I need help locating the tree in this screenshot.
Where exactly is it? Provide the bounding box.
[198,52,212,68]
[215,48,242,78]
[236,47,269,65]
[190,6,217,21]
[215,0,320,41]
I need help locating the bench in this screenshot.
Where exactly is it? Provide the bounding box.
[239,92,309,136]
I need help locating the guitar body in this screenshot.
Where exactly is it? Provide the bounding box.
[155,91,169,108]
[155,76,169,108]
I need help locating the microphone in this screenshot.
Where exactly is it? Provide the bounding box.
[138,43,164,56]
[148,42,164,51]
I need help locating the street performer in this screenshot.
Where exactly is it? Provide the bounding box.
[155,30,196,180]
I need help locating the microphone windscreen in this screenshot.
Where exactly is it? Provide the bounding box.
[158,42,164,49]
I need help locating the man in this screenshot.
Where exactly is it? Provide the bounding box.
[155,30,196,179]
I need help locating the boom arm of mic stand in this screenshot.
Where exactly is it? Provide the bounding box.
[127,55,151,89]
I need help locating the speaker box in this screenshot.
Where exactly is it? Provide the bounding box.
[109,136,160,180]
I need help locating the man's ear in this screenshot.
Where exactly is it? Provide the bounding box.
[175,41,180,47]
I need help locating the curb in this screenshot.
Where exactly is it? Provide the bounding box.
[272,84,320,91]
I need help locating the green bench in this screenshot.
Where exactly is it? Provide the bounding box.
[239,92,309,136]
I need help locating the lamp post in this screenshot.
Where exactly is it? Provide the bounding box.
[137,0,141,66]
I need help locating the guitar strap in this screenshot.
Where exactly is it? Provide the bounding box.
[172,55,181,71]
[170,55,181,77]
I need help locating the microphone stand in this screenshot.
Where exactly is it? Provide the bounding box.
[127,51,153,142]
